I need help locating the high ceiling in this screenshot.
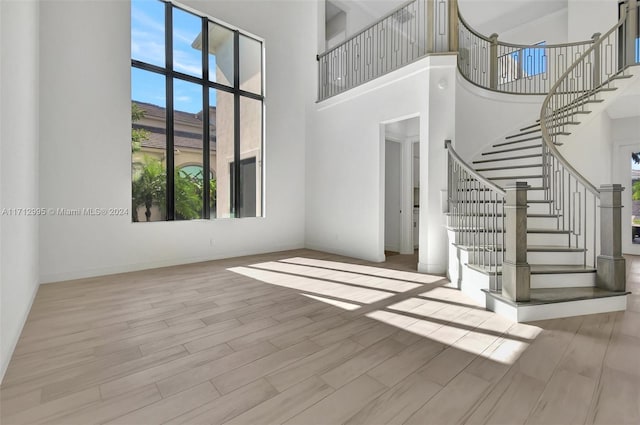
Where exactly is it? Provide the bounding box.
[328,0,570,39]
[458,0,568,35]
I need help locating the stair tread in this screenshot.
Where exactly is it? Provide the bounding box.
[488,174,543,180]
[482,286,628,307]
[447,226,570,235]
[467,263,596,275]
[535,110,591,124]
[454,186,546,191]
[467,263,597,275]
[448,199,551,204]
[482,144,543,155]
[455,244,584,252]
[505,128,541,139]
[493,135,542,147]
[473,153,542,164]
[446,212,558,218]
[475,164,541,172]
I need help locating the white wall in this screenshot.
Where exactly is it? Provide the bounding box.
[0,0,40,382]
[558,109,613,187]
[455,74,545,161]
[38,0,316,283]
[459,0,568,43]
[499,8,568,44]
[306,55,456,274]
[568,0,618,41]
[330,0,407,40]
[612,117,640,255]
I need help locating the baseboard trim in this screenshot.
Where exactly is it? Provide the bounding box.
[40,243,305,284]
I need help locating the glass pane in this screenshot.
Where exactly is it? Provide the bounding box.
[239,97,263,217]
[632,152,640,243]
[131,68,166,222]
[173,8,202,78]
[208,22,234,86]
[173,79,204,220]
[239,35,262,94]
[213,89,235,218]
[131,0,165,67]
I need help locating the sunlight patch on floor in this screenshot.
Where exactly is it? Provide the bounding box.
[228,266,394,304]
[279,257,444,284]
[229,257,542,366]
[302,294,361,311]
[252,261,422,292]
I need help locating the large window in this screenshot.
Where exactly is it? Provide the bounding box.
[131,0,264,221]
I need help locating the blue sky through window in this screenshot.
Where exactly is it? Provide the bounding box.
[511,42,546,77]
[131,0,216,113]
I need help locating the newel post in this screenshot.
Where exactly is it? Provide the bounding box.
[502,182,530,302]
[626,0,638,67]
[489,33,499,89]
[597,184,626,291]
[448,0,459,52]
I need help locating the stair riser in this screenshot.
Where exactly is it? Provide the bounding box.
[466,251,504,266]
[479,166,542,179]
[486,293,627,322]
[528,216,559,228]
[451,188,547,201]
[528,203,552,214]
[448,215,559,229]
[481,145,542,160]
[528,250,585,265]
[527,233,571,246]
[491,177,544,187]
[449,229,569,246]
[473,156,542,168]
[526,190,547,201]
[530,272,596,288]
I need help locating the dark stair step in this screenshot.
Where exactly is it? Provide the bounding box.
[473,153,542,164]
[482,286,628,307]
[482,143,543,156]
[475,164,541,172]
[468,263,597,276]
[505,124,578,140]
[488,174,543,181]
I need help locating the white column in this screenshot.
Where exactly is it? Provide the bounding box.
[418,55,457,274]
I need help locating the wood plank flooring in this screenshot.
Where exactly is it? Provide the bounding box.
[1,249,639,424]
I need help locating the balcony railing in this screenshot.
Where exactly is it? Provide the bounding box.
[318,0,639,99]
[317,0,451,101]
[457,15,596,94]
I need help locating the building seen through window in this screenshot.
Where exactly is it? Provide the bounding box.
[131,0,264,222]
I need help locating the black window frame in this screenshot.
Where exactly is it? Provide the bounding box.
[131,0,265,220]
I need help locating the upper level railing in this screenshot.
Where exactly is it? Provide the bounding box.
[317,0,451,100]
[457,14,596,94]
[316,0,630,100]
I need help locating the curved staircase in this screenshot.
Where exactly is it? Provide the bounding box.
[446,1,639,321]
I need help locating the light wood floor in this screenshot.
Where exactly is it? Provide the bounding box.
[1,249,639,425]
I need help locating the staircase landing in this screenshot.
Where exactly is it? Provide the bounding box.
[483,287,629,322]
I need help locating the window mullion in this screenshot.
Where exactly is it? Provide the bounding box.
[165,2,175,220]
[233,30,241,217]
[202,17,210,219]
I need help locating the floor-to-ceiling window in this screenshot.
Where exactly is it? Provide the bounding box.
[131,0,264,221]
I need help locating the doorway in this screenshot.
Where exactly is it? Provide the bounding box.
[382,117,420,260]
